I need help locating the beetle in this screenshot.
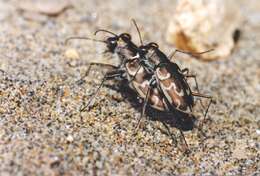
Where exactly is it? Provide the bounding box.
[65,28,167,115]
[66,31,137,110]
[123,21,214,151]
[126,20,213,125]
[130,41,213,151]
[138,43,213,121]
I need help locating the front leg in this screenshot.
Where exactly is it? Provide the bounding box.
[81,62,118,81]
[134,76,157,133]
[80,69,125,112]
[134,85,151,133]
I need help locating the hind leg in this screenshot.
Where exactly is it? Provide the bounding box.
[168,49,214,60]
[183,69,213,121]
[191,92,213,123]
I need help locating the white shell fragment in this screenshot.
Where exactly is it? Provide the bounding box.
[65,48,80,60]
[166,0,242,60]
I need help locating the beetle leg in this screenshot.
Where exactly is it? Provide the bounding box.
[134,85,151,133]
[181,68,199,93]
[75,62,119,86]
[183,72,207,110]
[161,122,178,147]
[83,62,118,79]
[162,121,190,154]
[80,70,124,112]
[168,48,214,60]
[191,92,213,122]
[168,49,178,60]
[178,129,190,154]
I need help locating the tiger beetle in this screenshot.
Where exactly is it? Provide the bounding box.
[65,20,213,152]
[129,20,214,150]
[65,28,145,112]
[65,27,173,129]
[127,20,213,126]
[137,43,213,117]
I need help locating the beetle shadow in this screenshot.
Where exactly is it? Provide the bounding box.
[107,80,197,131]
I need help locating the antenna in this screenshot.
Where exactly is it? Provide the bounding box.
[94,29,117,36]
[131,19,143,45]
[65,37,106,45]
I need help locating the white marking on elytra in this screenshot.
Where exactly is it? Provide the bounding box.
[127,65,144,76]
[153,88,159,94]
[156,68,171,80]
[151,95,159,106]
[140,80,149,88]
[164,82,176,90]
[161,86,173,103]
[131,53,140,59]
[151,98,164,111]
[162,99,169,111]
[137,66,144,74]
[132,81,145,98]
[161,82,184,97]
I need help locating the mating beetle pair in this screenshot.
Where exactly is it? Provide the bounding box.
[66,20,213,150]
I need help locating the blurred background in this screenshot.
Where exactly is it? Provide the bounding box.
[0,0,259,175]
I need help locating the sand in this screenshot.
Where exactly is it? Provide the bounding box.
[0,0,259,175]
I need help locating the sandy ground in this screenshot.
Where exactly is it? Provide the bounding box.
[0,0,259,175]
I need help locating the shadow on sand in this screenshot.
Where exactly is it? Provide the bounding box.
[113,80,197,132]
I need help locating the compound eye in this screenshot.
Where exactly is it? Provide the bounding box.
[108,37,118,44]
[121,33,131,40]
[150,42,158,48]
